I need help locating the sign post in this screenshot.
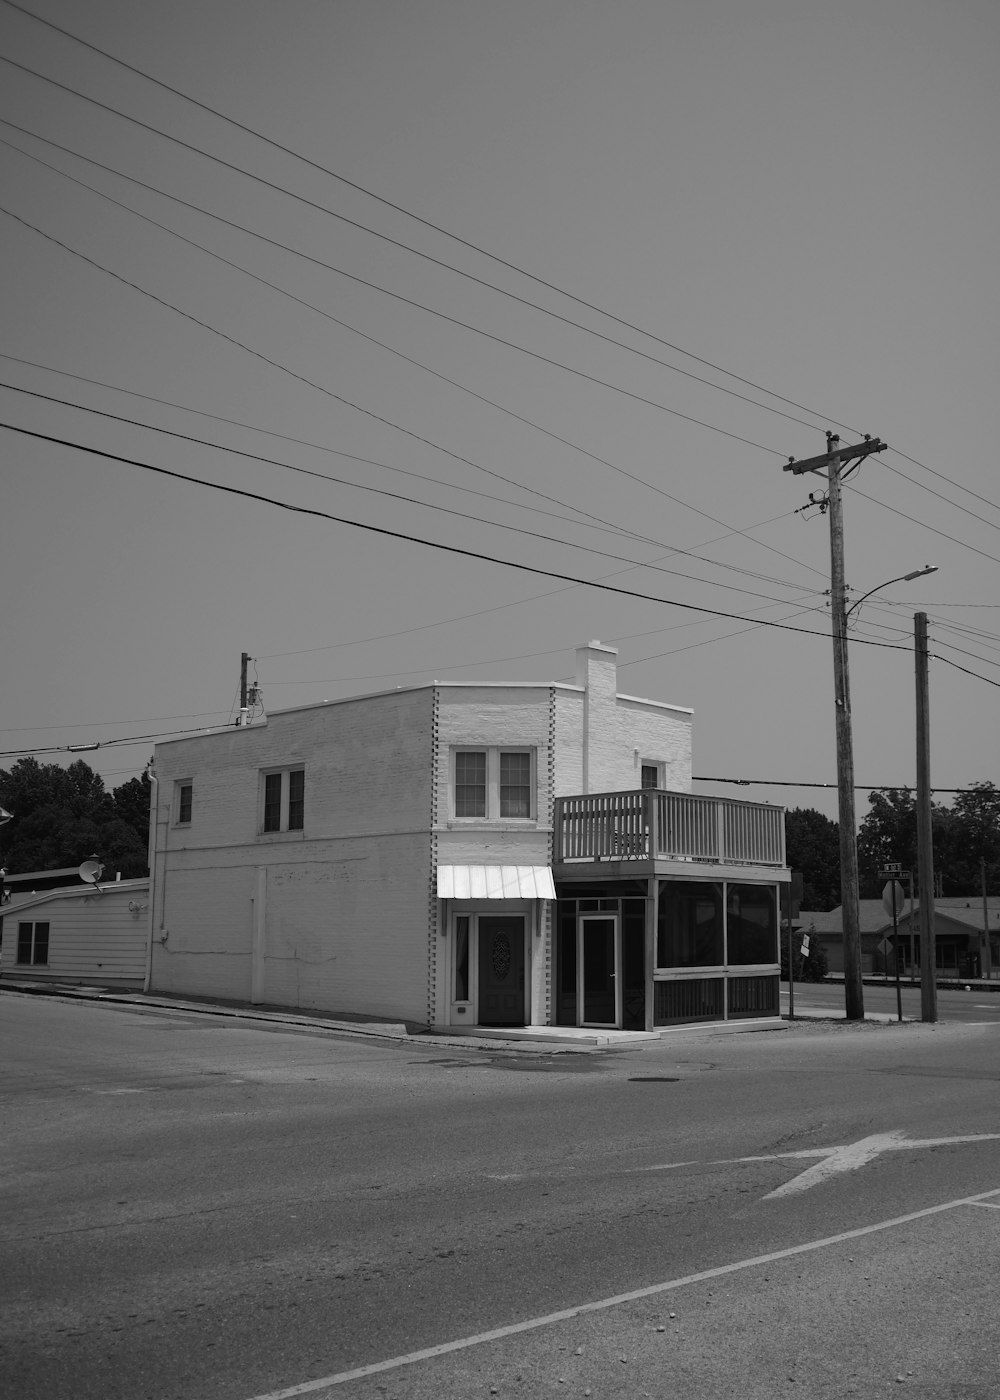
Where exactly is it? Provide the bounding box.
[881,872,906,1022]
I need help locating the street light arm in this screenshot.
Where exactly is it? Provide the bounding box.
[844,566,938,620]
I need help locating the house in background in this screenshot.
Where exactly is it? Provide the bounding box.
[801,897,1000,980]
[0,878,150,987]
[148,640,789,1033]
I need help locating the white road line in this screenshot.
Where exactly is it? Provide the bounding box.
[636,1131,1000,1199]
[242,1186,1000,1400]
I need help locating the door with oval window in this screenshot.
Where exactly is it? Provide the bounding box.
[478,916,525,1026]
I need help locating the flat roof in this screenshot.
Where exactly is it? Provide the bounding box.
[155,676,692,749]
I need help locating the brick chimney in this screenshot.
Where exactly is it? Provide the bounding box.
[575,640,618,793]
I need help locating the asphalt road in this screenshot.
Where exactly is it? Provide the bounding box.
[2,992,999,1400]
[783,978,1000,1022]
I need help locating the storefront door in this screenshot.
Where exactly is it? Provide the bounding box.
[478,916,526,1026]
[579,914,619,1027]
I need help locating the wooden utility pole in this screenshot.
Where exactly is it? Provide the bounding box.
[982,857,994,981]
[785,434,887,1022]
[915,611,937,1022]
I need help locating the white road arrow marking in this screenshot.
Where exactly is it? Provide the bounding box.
[638,1131,1000,1198]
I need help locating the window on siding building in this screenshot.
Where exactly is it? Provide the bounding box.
[641,762,662,789]
[452,748,534,821]
[17,921,49,966]
[261,768,305,833]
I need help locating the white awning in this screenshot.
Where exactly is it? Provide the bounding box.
[436,865,556,900]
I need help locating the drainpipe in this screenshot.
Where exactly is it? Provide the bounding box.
[143,759,158,993]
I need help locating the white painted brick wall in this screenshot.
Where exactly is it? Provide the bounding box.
[149,651,694,1024]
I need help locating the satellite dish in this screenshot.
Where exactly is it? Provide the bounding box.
[79,858,104,893]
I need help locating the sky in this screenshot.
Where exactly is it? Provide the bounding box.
[2,0,998,827]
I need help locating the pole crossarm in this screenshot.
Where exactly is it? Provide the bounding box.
[784,437,888,475]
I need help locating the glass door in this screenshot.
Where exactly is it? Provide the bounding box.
[578,915,619,1027]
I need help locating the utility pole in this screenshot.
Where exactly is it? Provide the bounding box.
[785,433,887,1021]
[982,857,994,981]
[915,612,937,1021]
[238,652,249,727]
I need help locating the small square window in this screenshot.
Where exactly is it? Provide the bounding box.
[641,763,661,790]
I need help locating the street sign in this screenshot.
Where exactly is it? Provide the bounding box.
[882,862,902,875]
[882,881,905,918]
[800,935,810,956]
[878,937,892,955]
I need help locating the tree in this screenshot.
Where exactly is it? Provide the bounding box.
[0,758,149,879]
[785,807,840,911]
[857,785,995,899]
[950,782,1000,894]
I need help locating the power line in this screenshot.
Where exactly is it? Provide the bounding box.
[0,354,813,594]
[693,777,978,794]
[5,13,991,540]
[0,118,823,441]
[0,380,826,609]
[0,4,853,433]
[0,419,915,652]
[0,130,787,460]
[0,203,829,584]
[845,482,1000,569]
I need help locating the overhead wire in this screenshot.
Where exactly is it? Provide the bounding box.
[0,380,828,608]
[0,7,854,433]
[0,353,813,593]
[0,419,914,652]
[0,119,823,440]
[3,10,991,543]
[0,203,832,586]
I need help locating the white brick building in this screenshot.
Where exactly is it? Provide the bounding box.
[148,642,788,1031]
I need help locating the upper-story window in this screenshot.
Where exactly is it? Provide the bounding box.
[641,762,662,790]
[452,748,534,821]
[175,781,193,824]
[262,767,305,833]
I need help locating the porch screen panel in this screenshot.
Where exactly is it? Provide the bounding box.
[727,885,777,965]
[555,903,578,1025]
[657,881,723,968]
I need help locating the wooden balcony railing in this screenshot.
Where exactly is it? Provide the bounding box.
[555,789,785,868]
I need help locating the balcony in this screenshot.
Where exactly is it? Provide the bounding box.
[555,789,785,869]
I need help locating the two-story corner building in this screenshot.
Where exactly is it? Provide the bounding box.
[148,641,789,1033]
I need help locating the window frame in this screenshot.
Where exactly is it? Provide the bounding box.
[174,780,193,825]
[450,746,536,823]
[259,767,306,835]
[17,920,50,966]
[640,761,664,789]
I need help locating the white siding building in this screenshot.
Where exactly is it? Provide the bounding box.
[149,641,788,1031]
[1,879,150,987]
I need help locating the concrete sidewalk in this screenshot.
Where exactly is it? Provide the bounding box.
[0,976,803,1047]
[1,975,912,1045]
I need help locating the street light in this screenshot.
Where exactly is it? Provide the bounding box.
[845,565,938,622]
